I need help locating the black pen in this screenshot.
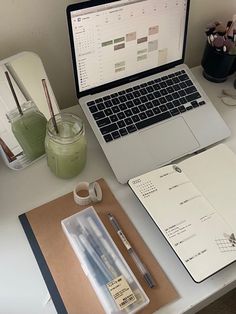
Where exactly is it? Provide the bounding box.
[108,213,156,288]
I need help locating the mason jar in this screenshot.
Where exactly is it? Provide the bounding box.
[7,100,47,161]
[45,113,87,179]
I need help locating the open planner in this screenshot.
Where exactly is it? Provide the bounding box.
[128,144,236,283]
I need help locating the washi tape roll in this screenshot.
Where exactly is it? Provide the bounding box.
[89,182,102,202]
[73,181,102,205]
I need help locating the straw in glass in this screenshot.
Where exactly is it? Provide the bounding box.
[42,79,59,134]
[5,71,23,116]
[0,136,16,162]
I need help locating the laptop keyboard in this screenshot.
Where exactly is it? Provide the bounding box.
[86,70,206,143]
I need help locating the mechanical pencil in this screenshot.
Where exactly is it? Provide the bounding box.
[108,213,156,288]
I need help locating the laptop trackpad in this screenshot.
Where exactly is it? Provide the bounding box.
[141,117,199,164]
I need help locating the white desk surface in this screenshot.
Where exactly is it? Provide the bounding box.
[1,66,236,314]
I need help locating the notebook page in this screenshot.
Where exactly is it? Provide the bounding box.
[129,160,236,282]
[179,144,236,231]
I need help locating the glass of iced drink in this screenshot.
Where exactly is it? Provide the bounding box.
[7,101,47,161]
[45,113,87,178]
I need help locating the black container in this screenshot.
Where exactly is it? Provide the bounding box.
[201,42,236,82]
[229,57,236,75]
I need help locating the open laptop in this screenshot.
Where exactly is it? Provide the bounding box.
[67,0,230,184]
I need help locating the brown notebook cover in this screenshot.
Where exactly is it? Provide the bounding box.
[19,178,178,313]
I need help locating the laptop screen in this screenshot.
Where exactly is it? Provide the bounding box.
[67,0,189,96]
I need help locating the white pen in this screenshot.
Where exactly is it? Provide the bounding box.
[108,213,156,288]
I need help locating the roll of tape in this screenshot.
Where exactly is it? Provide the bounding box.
[73,181,102,205]
[89,182,102,203]
[73,182,91,206]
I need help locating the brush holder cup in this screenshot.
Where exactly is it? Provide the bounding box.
[229,57,236,75]
[201,42,236,83]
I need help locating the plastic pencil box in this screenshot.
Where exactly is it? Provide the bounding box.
[61,206,149,314]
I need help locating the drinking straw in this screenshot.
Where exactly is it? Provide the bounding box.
[0,137,16,162]
[5,71,23,116]
[42,79,59,134]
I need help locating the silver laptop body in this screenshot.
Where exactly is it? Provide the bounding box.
[67,0,230,183]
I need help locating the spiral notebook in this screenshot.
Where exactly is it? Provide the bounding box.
[128,144,236,283]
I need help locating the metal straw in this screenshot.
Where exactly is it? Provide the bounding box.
[0,137,16,162]
[5,71,23,116]
[42,79,59,134]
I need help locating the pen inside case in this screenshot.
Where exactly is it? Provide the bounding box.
[61,206,149,314]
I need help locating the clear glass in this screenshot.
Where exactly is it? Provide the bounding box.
[7,101,47,161]
[45,113,87,179]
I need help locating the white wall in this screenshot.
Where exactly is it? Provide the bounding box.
[0,0,78,109]
[0,0,236,109]
[185,0,236,67]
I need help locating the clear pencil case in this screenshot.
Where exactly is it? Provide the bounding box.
[61,206,149,314]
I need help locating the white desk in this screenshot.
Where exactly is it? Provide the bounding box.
[1,66,236,314]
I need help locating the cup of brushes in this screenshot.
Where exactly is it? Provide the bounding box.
[201,16,236,82]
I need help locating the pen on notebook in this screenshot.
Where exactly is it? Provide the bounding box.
[108,213,156,288]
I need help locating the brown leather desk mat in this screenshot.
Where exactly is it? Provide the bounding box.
[19,178,178,313]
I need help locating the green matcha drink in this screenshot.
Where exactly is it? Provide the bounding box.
[8,101,47,161]
[45,113,87,179]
